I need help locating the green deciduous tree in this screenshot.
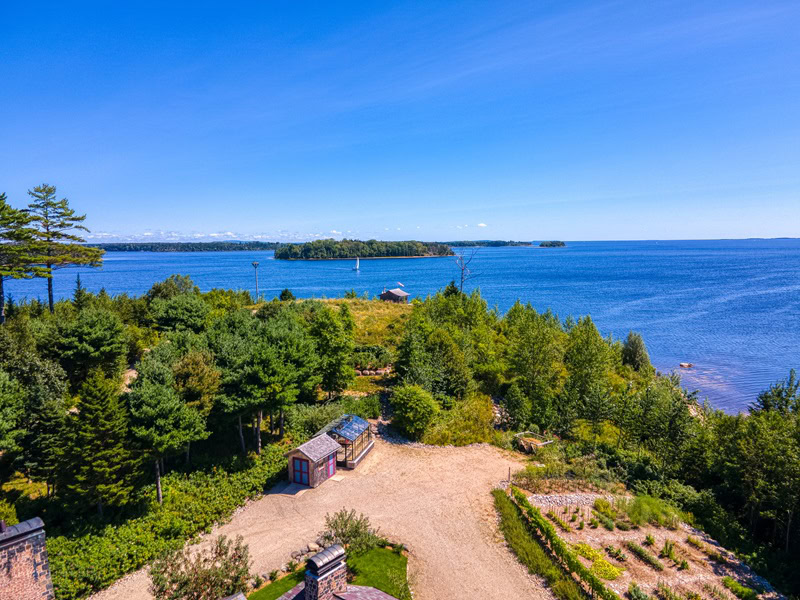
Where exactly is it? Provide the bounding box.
[149,535,251,600]
[26,184,103,313]
[503,382,531,430]
[311,305,354,398]
[622,331,652,372]
[69,371,135,515]
[391,384,439,440]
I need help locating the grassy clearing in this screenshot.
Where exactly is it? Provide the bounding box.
[346,376,386,395]
[492,489,584,600]
[248,570,304,600]
[324,298,412,348]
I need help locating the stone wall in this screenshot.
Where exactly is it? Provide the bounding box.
[0,517,54,600]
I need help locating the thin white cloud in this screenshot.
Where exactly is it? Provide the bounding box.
[330,229,342,234]
[477,223,487,227]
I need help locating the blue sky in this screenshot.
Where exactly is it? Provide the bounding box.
[1,1,798,241]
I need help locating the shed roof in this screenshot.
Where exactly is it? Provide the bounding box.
[317,414,369,442]
[291,434,341,462]
[385,288,409,297]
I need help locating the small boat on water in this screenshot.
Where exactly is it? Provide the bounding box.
[353,257,360,271]
[679,362,693,368]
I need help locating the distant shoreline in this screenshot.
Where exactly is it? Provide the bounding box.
[279,255,449,261]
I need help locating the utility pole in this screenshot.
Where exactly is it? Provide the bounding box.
[252,261,260,302]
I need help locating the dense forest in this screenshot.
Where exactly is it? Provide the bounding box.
[539,240,567,247]
[90,241,280,252]
[274,238,453,259]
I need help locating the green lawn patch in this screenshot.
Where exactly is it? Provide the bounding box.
[249,570,305,600]
[349,547,410,599]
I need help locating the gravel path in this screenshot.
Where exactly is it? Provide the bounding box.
[91,439,548,600]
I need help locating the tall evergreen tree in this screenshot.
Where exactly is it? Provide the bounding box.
[0,192,42,324]
[0,369,25,456]
[128,345,208,503]
[622,331,652,372]
[73,273,90,312]
[26,184,104,313]
[69,371,135,515]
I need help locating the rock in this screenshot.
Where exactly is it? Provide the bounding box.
[308,542,320,552]
[291,550,302,559]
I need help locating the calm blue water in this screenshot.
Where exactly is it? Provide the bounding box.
[6,240,800,413]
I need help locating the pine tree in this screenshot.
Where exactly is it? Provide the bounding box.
[26,184,104,313]
[129,349,207,504]
[311,306,355,399]
[622,331,652,372]
[73,274,90,312]
[69,371,135,515]
[0,192,42,324]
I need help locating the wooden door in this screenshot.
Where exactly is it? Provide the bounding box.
[327,454,336,477]
[293,457,310,485]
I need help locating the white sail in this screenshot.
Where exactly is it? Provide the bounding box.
[354,257,360,270]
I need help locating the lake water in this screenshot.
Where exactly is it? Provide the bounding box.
[6,239,800,413]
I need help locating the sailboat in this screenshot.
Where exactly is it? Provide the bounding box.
[353,257,360,271]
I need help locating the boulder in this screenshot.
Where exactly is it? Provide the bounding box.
[308,542,321,552]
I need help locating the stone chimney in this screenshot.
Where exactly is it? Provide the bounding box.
[304,544,347,600]
[0,517,54,600]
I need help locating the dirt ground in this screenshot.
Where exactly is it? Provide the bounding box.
[90,439,548,600]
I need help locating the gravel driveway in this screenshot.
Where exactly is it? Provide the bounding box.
[91,439,548,600]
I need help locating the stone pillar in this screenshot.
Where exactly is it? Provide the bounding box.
[0,517,54,600]
[305,545,348,600]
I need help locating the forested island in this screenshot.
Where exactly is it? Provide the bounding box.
[90,241,280,252]
[446,240,532,247]
[274,238,453,259]
[539,240,566,247]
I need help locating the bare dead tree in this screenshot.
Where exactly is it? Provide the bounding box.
[454,247,480,292]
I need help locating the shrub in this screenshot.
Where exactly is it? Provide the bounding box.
[149,535,251,600]
[644,534,656,546]
[594,498,618,519]
[421,394,495,446]
[617,496,681,529]
[578,521,585,530]
[390,385,439,440]
[686,535,728,564]
[615,520,632,531]
[574,543,604,561]
[546,511,572,533]
[593,511,615,531]
[722,577,758,600]
[660,539,676,562]
[703,583,731,600]
[492,490,584,600]
[269,570,279,581]
[629,582,651,600]
[0,498,19,526]
[592,558,624,580]
[625,541,664,571]
[605,546,626,562]
[657,583,681,600]
[678,559,689,571]
[319,508,380,556]
[590,518,600,529]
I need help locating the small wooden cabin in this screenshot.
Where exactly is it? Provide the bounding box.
[379,288,409,303]
[317,414,374,469]
[286,434,341,487]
